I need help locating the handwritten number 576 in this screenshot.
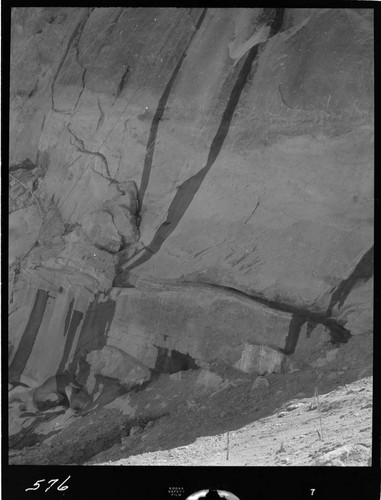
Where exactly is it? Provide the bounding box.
[25,476,70,492]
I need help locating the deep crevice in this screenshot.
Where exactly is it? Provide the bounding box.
[115,65,130,101]
[152,347,198,375]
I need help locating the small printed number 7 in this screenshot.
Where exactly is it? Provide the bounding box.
[310,489,315,496]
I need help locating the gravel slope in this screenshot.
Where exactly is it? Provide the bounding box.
[93,376,372,466]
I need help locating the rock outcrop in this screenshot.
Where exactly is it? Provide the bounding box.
[8,7,373,425]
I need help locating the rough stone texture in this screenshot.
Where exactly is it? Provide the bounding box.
[9,405,36,436]
[82,210,122,253]
[86,345,151,389]
[81,186,139,253]
[234,344,285,375]
[8,8,373,404]
[9,280,292,394]
[313,443,370,466]
[9,206,42,266]
[9,163,42,214]
[106,287,292,369]
[13,227,116,296]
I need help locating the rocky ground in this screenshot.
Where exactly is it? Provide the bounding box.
[94,376,372,466]
[9,333,373,466]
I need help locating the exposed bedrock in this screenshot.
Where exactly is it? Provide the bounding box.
[9,8,373,396]
[9,280,351,396]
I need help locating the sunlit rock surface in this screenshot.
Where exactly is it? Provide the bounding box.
[9,8,373,411]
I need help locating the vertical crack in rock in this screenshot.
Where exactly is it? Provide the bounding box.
[138,8,208,208]
[73,69,87,111]
[9,289,50,381]
[96,98,105,131]
[51,8,93,111]
[9,265,21,305]
[124,9,285,272]
[114,65,130,101]
[327,246,373,317]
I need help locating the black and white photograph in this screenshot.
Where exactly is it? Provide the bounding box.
[3,4,378,499]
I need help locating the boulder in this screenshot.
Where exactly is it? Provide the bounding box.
[106,287,292,371]
[86,345,151,389]
[314,444,370,466]
[81,187,139,253]
[234,344,285,375]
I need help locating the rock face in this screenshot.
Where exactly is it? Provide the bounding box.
[81,181,139,253]
[86,345,151,391]
[9,8,373,406]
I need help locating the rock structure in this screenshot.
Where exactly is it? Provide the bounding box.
[9,8,373,409]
